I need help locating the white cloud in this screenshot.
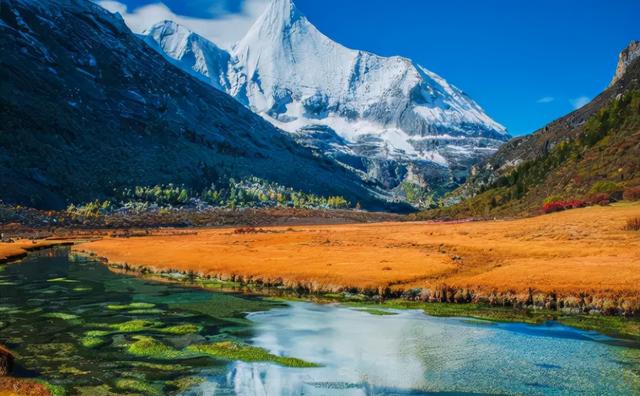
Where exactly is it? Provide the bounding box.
[570,96,590,110]
[97,0,269,50]
[536,96,554,104]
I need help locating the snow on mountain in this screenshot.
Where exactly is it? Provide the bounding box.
[143,20,230,91]
[141,0,509,205]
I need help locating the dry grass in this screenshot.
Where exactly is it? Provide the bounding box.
[0,239,72,263]
[73,203,640,302]
[625,217,640,231]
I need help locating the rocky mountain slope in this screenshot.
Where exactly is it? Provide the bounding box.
[0,0,394,210]
[422,41,640,218]
[143,0,509,205]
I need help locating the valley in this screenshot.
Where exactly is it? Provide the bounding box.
[1,0,639,394]
[70,202,640,317]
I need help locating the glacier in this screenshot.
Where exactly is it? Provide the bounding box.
[140,0,510,206]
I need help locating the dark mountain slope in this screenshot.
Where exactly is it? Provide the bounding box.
[418,42,640,219]
[0,0,394,210]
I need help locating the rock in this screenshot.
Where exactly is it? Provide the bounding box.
[0,344,14,376]
[610,40,640,86]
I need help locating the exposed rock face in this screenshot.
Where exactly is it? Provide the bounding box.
[142,0,509,205]
[610,40,640,87]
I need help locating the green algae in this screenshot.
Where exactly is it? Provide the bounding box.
[166,376,205,393]
[128,309,164,315]
[356,308,397,316]
[125,336,190,360]
[81,336,106,348]
[115,378,161,396]
[126,361,190,372]
[85,330,111,337]
[60,366,90,375]
[186,341,320,368]
[108,320,160,332]
[33,380,66,396]
[73,287,92,292]
[75,385,119,396]
[159,323,201,335]
[106,302,156,311]
[167,292,280,320]
[47,277,79,283]
[43,312,80,321]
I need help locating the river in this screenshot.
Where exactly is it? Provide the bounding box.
[0,248,638,395]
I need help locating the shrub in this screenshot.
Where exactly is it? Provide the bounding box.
[586,193,611,206]
[589,181,623,196]
[623,187,640,201]
[625,217,640,231]
[542,199,587,214]
[543,195,564,205]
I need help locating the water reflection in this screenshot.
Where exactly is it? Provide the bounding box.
[198,303,640,395]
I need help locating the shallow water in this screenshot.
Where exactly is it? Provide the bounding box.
[1,248,639,395]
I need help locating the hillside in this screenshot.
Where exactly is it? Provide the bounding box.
[419,42,640,219]
[0,0,394,211]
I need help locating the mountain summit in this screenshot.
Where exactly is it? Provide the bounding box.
[610,40,640,87]
[144,0,509,205]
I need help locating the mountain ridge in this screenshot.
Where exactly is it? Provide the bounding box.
[142,0,509,206]
[0,0,397,210]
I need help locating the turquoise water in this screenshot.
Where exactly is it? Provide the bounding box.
[1,248,639,395]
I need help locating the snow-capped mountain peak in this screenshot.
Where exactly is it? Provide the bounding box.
[144,20,230,91]
[140,0,510,204]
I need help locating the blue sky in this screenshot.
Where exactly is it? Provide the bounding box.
[102,0,639,136]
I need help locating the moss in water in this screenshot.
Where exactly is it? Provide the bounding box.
[345,299,640,339]
[168,293,281,320]
[0,280,16,286]
[125,336,190,360]
[60,366,90,375]
[106,302,156,311]
[126,361,190,372]
[33,380,66,396]
[75,385,119,396]
[159,324,201,335]
[128,309,164,315]
[47,277,79,283]
[108,320,160,332]
[558,315,640,339]
[186,341,320,368]
[73,287,92,292]
[81,336,106,348]
[356,308,397,316]
[165,376,205,393]
[115,379,161,396]
[85,330,111,337]
[42,312,80,321]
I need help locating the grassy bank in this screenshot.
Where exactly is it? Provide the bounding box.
[96,259,640,341]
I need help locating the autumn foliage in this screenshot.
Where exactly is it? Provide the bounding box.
[542,200,587,214]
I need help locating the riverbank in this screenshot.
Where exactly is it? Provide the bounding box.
[2,250,638,395]
[0,239,75,264]
[74,203,640,317]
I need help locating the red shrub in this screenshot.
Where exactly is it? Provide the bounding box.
[542,199,587,214]
[587,193,611,206]
[623,187,640,201]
